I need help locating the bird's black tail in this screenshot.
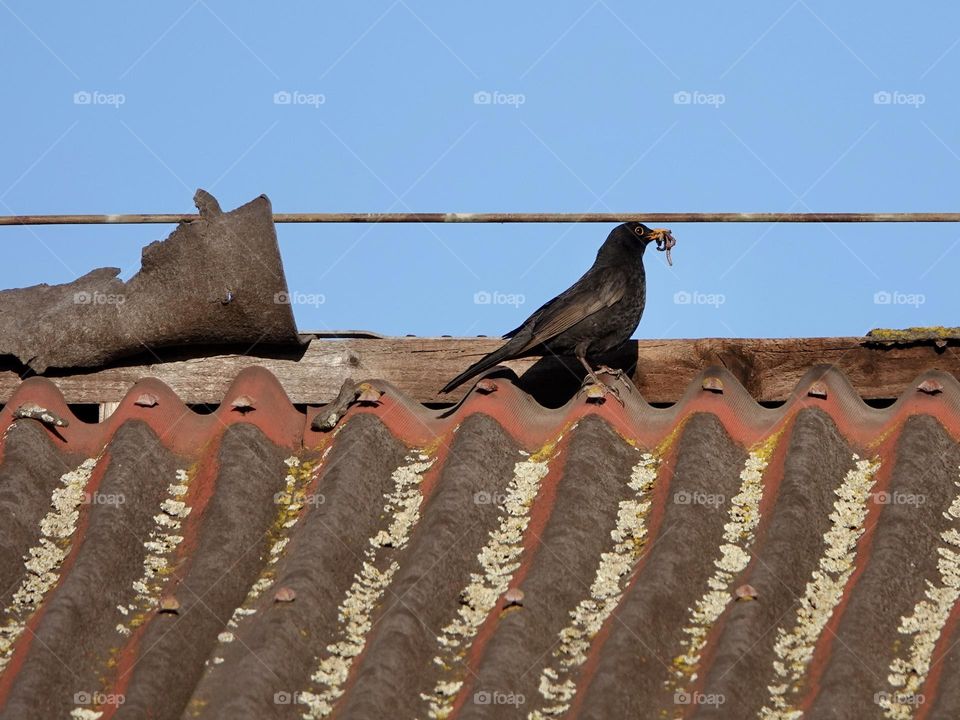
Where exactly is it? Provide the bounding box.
[439,343,515,394]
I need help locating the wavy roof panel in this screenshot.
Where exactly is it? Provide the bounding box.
[0,367,958,719]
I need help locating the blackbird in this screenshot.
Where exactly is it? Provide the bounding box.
[440,222,675,394]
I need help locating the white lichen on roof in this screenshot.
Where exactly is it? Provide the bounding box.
[0,457,97,673]
[670,437,776,701]
[159,498,191,519]
[267,457,311,563]
[209,456,318,657]
[760,454,881,719]
[422,439,558,720]
[69,708,103,720]
[298,451,435,719]
[879,470,960,719]
[529,450,660,718]
[116,467,191,637]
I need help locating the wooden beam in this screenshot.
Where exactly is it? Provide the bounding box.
[1,337,957,405]
[98,401,120,422]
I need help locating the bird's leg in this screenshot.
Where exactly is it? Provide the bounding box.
[577,352,603,387]
[577,351,623,406]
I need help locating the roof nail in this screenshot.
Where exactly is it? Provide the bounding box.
[585,383,608,402]
[134,392,159,408]
[917,379,944,395]
[356,383,384,405]
[807,382,828,399]
[504,588,524,607]
[159,595,181,613]
[231,395,255,413]
[274,586,297,603]
[476,379,498,394]
[702,377,724,394]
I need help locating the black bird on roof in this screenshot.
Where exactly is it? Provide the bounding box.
[440,222,675,395]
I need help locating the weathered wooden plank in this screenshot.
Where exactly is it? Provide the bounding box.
[1,337,957,405]
[98,402,120,422]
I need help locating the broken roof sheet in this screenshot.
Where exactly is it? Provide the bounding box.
[0,190,300,373]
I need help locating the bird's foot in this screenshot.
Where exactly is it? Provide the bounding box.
[595,364,623,377]
[580,370,602,388]
[596,365,634,392]
[577,355,624,405]
[582,380,624,406]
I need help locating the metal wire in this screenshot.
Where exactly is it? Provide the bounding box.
[0,212,958,225]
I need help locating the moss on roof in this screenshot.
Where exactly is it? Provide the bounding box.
[866,326,960,343]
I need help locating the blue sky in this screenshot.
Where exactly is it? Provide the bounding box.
[2,2,958,340]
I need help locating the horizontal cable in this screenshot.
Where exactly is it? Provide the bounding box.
[0,212,959,226]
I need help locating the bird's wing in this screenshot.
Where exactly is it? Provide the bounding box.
[509,267,628,354]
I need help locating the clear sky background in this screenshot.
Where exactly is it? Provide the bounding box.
[2,2,958,340]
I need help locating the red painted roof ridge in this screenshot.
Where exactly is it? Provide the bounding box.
[3,368,959,459]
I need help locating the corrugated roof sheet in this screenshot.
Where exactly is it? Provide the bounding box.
[1,366,959,719]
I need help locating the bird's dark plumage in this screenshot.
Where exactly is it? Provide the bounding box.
[440,222,674,394]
